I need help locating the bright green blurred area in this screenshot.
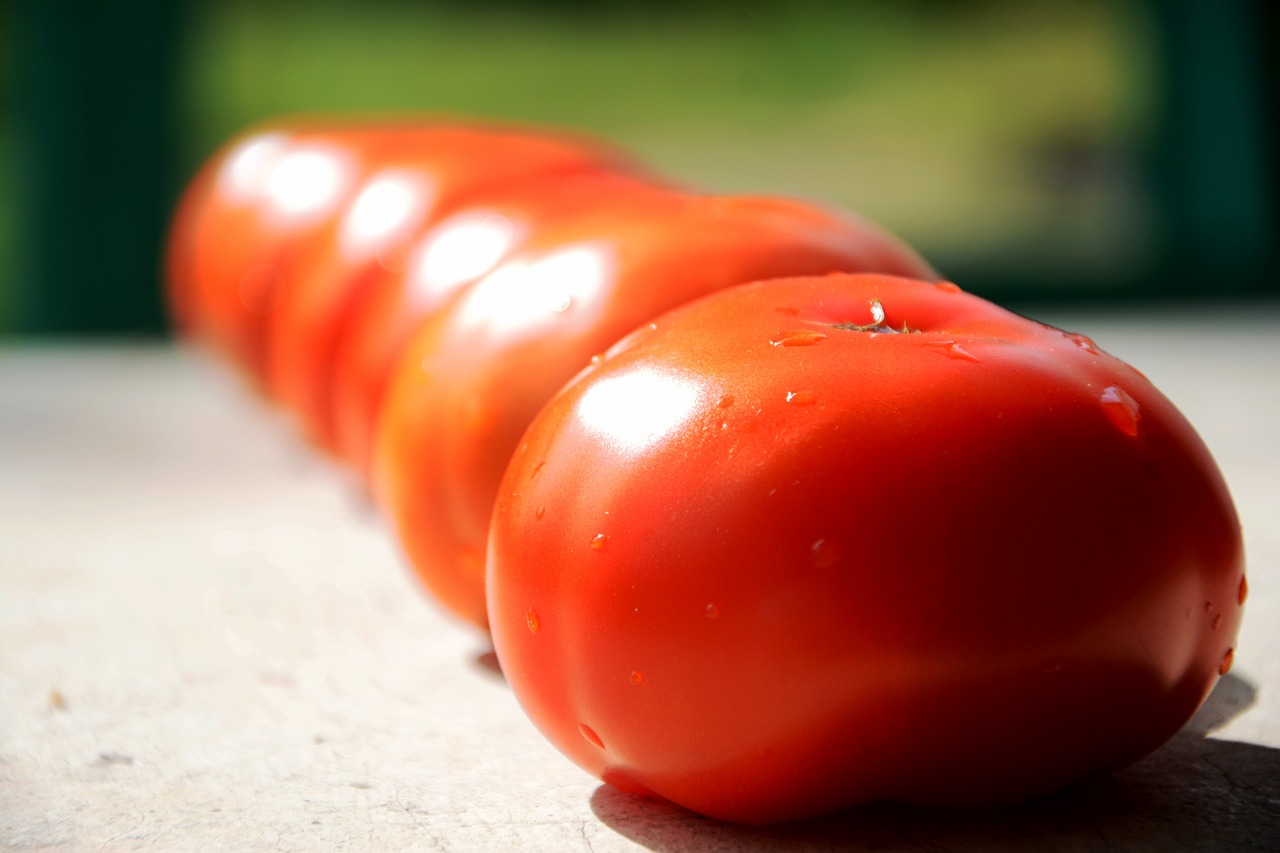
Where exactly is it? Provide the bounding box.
[1,0,1274,335]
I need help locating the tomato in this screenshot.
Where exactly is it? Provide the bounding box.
[373,197,936,629]
[326,164,674,472]
[167,121,284,344]
[262,127,633,449]
[168,118,615,389]
[165,161,215,336]
[167,119,367,381]
[485,273,1245,824]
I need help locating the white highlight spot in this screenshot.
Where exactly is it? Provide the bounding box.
[340,171,429,260]
[264,147,348,218]
[219,133,289,199]
[577,369,701,454]
[410,212,517,304]
[457,243,610,338]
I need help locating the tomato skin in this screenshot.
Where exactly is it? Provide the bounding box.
[165,162,216,336]
[169,117,622,392]
[326,165,674,473]
[168,120,369,381]
[486,274,1244,824]
[263,128,635,450]
[373,197,937,629]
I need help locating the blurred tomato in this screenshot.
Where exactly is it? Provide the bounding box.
[373,193,937,628]
[260,127,634,449]
[168,119,368,381]
[168,118,618,390]
[327,165,678,472]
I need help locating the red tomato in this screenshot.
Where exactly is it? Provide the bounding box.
[168,118,613,388]
[373,197,936,629]
[486,274,1245,824]
[165,162,215,336]
[263,127,633,448]
[326,165,675,472]
[167,119,366,381]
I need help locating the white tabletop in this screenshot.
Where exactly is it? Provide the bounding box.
[3,303,1278,851]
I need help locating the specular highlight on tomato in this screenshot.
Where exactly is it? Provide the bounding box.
[487,273,1244,824]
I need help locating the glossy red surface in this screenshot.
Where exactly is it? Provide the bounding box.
[487,274,1245,823]
[373,196,937,628]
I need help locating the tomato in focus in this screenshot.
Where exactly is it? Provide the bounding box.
[373,197,937,629]
[486,274,1245,824]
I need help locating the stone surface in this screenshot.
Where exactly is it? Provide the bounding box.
[2,305,1278,851]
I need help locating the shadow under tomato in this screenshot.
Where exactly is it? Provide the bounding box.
[590,673,1279,851]
[473,646,505,682]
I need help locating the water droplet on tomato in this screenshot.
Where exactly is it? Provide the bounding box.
[1239,575,1249,605]
[1219,648,1234,676]
[630,670,645,687]
[770,329,827,347]
[1099,386,1141,437]
[591,534,609,551]
[535,506,546,521]
[776,306,800,316]
[718,395,735,409]
[1069,333,1100,355]
[924,339,980,362]
[705,603,720,619]
[579,724,605,749]
[590,353,603,365]
[868,300,886,326]
[526,607,541,634]
[786,390,816,406]
[1212,613,1224,630]
[935,281,962,294]
[1205,601,1214,613]
[810,537,844,569]
[530,461,546,479]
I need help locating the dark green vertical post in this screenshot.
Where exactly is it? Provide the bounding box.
[11,0,186,335]
[1148,0,1275,295]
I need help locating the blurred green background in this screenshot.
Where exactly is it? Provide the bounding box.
[0,0,1274,336]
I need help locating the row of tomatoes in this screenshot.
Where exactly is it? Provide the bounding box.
[168,117,1244,824]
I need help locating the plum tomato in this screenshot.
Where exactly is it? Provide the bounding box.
[486,274,1245,824]
[168,117,617,390]
[261,127,635,449]
[372,196,937,629]
[326,164,675,473]
[168,119,376,382]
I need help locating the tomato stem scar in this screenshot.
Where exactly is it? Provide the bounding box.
[830,299,917,334]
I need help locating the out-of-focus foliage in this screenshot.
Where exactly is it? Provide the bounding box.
[1,0,1273,334]
[181,1,1153,277]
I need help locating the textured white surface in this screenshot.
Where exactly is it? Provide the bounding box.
[2,304,1278,851]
